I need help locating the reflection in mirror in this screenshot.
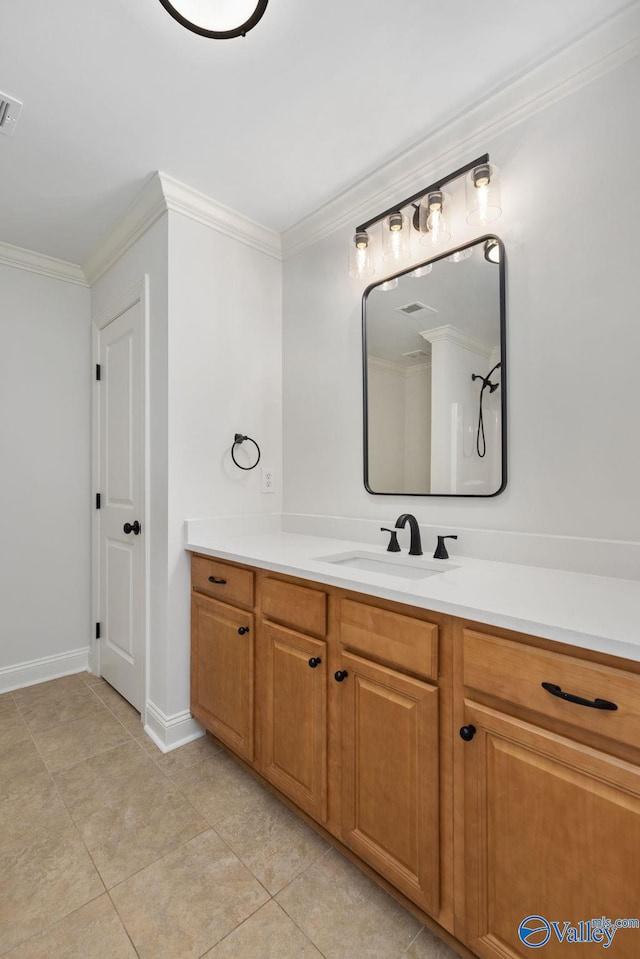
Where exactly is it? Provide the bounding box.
[363,236,506,496]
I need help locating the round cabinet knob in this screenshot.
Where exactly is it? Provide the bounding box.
[123,521,141,535]
[308,657,322,668]
[334,670,349,683]
[459,724,477,742]
[237,626,250,636]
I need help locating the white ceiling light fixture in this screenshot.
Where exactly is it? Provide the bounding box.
[158,0,269,38]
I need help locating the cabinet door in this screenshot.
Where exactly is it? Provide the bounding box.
[191,592,254,761]
[339,651,440,915]
[461,702,640,959]
[261,623,327,821]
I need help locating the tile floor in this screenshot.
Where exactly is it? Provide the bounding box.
[0,672,460,959]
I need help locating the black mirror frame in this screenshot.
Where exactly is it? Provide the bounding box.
[362,234,507,497]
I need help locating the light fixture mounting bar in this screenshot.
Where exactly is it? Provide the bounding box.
[355,153,490,234]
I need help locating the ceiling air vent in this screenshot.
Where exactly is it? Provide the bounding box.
[395,301,438,319]
[0,93,23,136]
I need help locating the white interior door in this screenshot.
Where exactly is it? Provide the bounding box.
[97,293,145,711]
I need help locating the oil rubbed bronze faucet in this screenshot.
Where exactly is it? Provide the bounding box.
[394,514,422,555]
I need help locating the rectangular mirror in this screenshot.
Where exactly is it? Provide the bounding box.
[363,235,506,496]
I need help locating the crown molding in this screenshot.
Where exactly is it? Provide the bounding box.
[281,4,640,259]
[83,172,166,286]
[368,354,430,377]
[0,241,88,287]
[420,325,494,358]
[83,170,282,286]
[159,172,281,260]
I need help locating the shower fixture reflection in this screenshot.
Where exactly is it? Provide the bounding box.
[472,361,502,458]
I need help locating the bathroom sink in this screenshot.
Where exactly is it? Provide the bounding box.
[315,551,456,580]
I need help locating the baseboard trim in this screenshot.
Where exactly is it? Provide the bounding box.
[0,647,90,694]
[144,700,204,753]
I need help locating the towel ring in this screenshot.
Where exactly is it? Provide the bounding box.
[231,433,261,471]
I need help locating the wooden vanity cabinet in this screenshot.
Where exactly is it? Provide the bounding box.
[336,599,442,917]
[457,627,640,959]
[190,553,640,959]
[338,650,440,915]
[258,576,329,822]
[190,556,449,926]
[190,557,255,762]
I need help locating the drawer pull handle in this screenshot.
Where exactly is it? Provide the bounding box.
[459,725,477,742]
[208,576,227,585]
[334,670,349,683]
[308,657,322,668]
[238,626,250,636]
[541,682,618,711]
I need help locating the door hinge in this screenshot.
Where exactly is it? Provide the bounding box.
[95,622,101,640]
[96,364,101,381]
[96,493,101,509]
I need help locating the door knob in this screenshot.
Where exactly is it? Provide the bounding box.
[459,724,477,742]
[123,521,141,535]
[238,626,250,636]
[334,670,349,683]
[308,657,322,668]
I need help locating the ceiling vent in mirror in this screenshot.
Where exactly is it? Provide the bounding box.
[395,301,438,319]
[0,93,23,136]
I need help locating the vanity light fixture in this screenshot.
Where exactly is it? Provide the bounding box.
[348,153,502,280]
[379,278,399,292]
[382,212,412,264]
[419,191,451,249]
[466,162,501,225]
[348,230,375,279]
[157,0,269,39]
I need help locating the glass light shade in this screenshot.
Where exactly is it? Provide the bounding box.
[408,263,433,278]
[466,163,502,225]
[348,231,375,280]
[445,247,473,263]
[381,212,411,264]
[379,278,399,292]
[419,191,451,249]
[158,0,268,37]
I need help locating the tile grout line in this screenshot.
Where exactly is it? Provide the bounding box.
[105,888,143,959]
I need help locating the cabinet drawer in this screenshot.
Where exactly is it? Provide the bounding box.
[340,599,438,681]
[192,555,254,609]
[261,577,327,637]
[463,629,640,749]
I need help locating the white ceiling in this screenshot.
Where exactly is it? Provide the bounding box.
[0,0,633,265]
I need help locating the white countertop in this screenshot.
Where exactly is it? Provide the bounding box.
[185,526,640,664]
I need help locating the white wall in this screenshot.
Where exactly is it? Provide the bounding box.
[367,360,431,493]
[404,365,430,492]
[367,360,406,491]
[0,264,91,686]
[282,55,640,576]
[165,211,282,718]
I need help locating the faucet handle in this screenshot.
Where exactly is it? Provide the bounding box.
[380,528,401,553]
[434,535,458,560]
